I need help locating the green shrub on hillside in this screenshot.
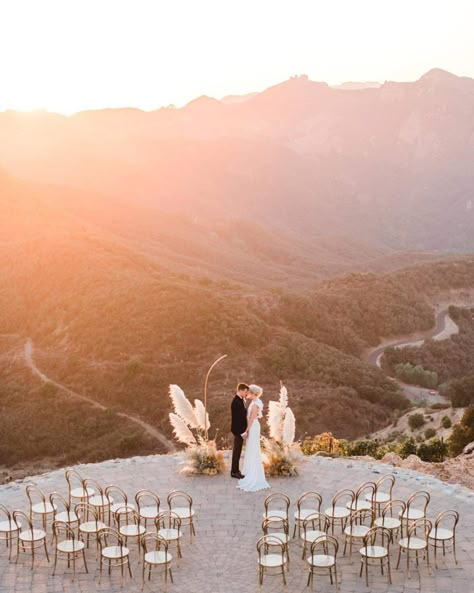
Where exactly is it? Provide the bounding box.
[441,415,452,429]
[449,406,474,456]
[424,427,436,439]
[417,438,448,462]
[408,413,425,430]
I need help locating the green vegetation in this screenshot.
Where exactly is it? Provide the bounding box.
[408,413,426,430]
[448,406,474,456]
[394,363,438,388]
[441,415,452,429]
[417,438,448,462]
[424,427,436,439]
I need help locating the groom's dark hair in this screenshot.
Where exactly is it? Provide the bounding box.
[237,383,249,392]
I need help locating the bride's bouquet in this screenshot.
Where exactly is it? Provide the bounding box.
[262,383,301,477]
[168,384,225,475]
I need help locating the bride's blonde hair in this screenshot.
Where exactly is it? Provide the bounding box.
[248,384,263,398]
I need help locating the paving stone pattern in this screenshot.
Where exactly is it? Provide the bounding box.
[0,454,473,593]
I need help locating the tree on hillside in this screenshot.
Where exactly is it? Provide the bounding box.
[449,405,474,456]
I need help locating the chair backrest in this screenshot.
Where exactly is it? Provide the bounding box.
[141,532,169,555]
[49,492,70,514]
[12,510,33,532]
[105,485,128,505]
[0,504,13,526]
[74,502,99,524]
[297,492,322,514]
[381,499,405,520]
[262,515,289,536]
[433,509,459,534]
[156,510,182,531]
[26,483,46,508]
[264,493,290,515]
[256,535,286,563]
[408,518,432,542]
[52,521,76,542]
[65,469,85,492]
[406,490,430,514]
[348,508,374,528]
[136,489,160,512]
[167,490,192,511]
[83,477,104,497]
[355,481,376,505]
[375,474,395,498]
[363,526,391,551]
[98,527,124,550]
[331,488,355,509]
[115,508,140,529]
[310,534,338,557]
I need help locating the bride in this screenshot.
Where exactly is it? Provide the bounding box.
[238,384,270,492]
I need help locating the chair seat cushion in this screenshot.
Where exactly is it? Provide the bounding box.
[366,492,390,504]
[359,545,387,558]
[171,507,195,519]
[429,527,454,541]
[294,509,318,522]
[259,553,287,568]
[306,553,335,568]
[145,550,172,565]
[0,520,19,534]
[70,487,94,499]
[399,537,427,550]
[158,528,181,541]
[374,517,400,530]
[139,506,160,519]
[89,495,111,507]
[102,545,130,559]
[57,539,85,553]
[400,508,424,520]
[346,501,372,511]
[19,528,46,542]
[79,520,106,533]
[262,510,287,520]
[111,503,135,514]
[266,532,289,544]
[55,511,79,524]
[344,525,370,538]
[325,506,350,519]
[301,530,326,543]
[119,524,146,537]
[32,502,56,515]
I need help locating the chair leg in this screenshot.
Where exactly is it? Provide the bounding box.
[453,536,458,565]
[83,548,88,573]
[365,556,369,587]
[426,544,431,575]
[141,561,145,590]
[434,539,438,569]
[52,548,58,576]
[387,557,392,584]
[128,557,133,578]
[396,546,402,569]
[44,539,50,562]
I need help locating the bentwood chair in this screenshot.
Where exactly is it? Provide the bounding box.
[293,492,322,538]
[0,504,20,560]
[262,516,290,564]
[397,518,432,578]
[257,535,288,589]
[106,485,135,526]
[324,489,354,535]
[374,499,405,543]
[366,474,396,515]
[98,527,132,586]
[135,489,161,528]
[26,484,57,531]
[399,490,430,536]
[13,510,50,569]
[156,511,183,562]
[50,493,79,532]
[141,533,174,591]
[347,482,375,512]
[75,502,106,555]
[167,491,195,542]
[116,508,146,552]
[359,526,392,587]
[263,493,290,522]
[85,478,111,524]
[301,512,329,560]
[65,469,94,507]
[52,521,88,582]
[343,509,374,561]
[306,535,339,591]
[428,510,459,568]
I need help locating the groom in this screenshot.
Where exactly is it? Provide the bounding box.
[230,383,249,478]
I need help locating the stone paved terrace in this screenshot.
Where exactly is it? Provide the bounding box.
[0,454,473,593]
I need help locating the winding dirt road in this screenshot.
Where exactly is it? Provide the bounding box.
[24,339,176,452]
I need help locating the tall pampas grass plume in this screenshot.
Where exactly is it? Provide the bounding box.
[169,413,197,446]
[282,407,295,445]
[193,399,210,432]
[268,401,284,442]
[279,383,288,411]
[169,384,198,428]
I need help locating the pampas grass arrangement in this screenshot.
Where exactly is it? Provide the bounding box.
[168,384,225,475]
[263,382,301,476]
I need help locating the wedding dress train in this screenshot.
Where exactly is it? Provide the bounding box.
[238,399,270,492]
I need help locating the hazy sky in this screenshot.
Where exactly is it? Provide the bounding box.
[1,0,473,114]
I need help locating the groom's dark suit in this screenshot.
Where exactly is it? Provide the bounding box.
[231,394,247,475]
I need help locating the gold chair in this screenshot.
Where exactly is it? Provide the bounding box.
[428,509,459,568]
[324,489,354,535]
[293,492,322,538]
[141,533,173,592]
[135,489,161,528]
[98,527,132,585]
[257,534,288,589]
[75,502,106,554]
[366,474,395,515]
[347,481,375,512]
[359,526,392,587]
[106,485,135,526]
[50,492,79,531]
[0,504,20,560]
[397,518,432,578]
[374,499,405,542]
[400,490,430,536]
[13,510,50,569]
[262,516,290,564]
[26,484,57,531]
[65,469,94,507]
[156,511,183,561]
[301,512,329,560]
[306,534,339,591]
[343,508,374,561]
[85,478,112,524]
[52,521,88,582]
[262,492,290,522]
[167,490,195,542]
[117,508,146,552]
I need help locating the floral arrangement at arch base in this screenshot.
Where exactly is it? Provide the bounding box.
[168,384,225,476]
[262,382,301,477]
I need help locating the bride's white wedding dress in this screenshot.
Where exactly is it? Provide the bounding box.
[238,399,270,492]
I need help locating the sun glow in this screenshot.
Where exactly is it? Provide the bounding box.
[1,0,473,114]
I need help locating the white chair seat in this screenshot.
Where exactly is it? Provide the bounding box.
[145,550,172,565]
[259,553,287,568]
[294,509,318,522]
[139,506,160,519]
[110,503,135,514]
[0,520,19,534]
[119,524,146,537]
[89,494,111,507]
[267,532,289,544]
[306,553,335,568]
[429,528,453,541]
[171,507,195,519]
[400,508,425,521]
[79,520,106,534]
[360,545,387,558]
[158,528,181,541]
[57,539,85,553]
[344,525,370,538]
[347,500,372,512]
[374,516,400,530]
[19,529,46,542]
[399,537,427,550]
[325,506,350,519]
[366,492,390,504]
[32,502,56,515]
[262,510,287,520]
[102,545,130,559]
[55,511,79,524]
[301,529,326,543]
[70,487,94,499]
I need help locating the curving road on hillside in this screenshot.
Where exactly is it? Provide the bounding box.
[366,308,458,404]
[24,339,176,452]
